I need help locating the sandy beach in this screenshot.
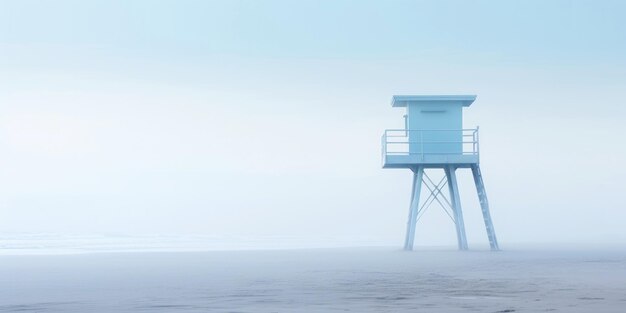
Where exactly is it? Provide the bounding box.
[1,247,625,312]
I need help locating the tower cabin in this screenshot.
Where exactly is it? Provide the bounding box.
[382,95,479,168]
[382,95,499,251]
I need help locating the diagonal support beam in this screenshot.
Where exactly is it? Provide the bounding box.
[422,173,456,221]
[419,175,447,212]
[423,173,453,208]
[419,176,455,224]
[420,174,446,206]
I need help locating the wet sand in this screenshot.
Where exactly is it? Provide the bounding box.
[1,248,625,312]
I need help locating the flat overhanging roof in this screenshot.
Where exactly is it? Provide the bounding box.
[391,95,476,107]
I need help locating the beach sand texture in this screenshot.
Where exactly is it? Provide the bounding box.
[2,248,625,312]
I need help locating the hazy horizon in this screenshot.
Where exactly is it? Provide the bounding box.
[2,0,626,249]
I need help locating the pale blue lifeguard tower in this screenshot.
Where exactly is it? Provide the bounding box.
[382,95,499,251]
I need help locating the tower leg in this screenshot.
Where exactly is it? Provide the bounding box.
[445,166,468,250]
[471,165,500,251]
[404,166,423,251]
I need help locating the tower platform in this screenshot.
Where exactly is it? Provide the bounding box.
[381,128,480,169]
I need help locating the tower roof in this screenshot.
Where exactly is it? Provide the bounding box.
[391,95,476,107]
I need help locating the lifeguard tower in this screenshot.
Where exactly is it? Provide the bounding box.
[382,95,499,251]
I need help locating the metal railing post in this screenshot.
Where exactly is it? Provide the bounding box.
[420,130,423,160]
[381,132,387,165]
[476,126,480,162]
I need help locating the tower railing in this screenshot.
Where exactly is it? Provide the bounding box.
[381,128,479,163]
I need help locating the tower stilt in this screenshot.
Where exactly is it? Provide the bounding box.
[445,166,468,250]
[404,166,423,250]
[471,164,499,251]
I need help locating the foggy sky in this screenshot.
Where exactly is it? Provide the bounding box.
[1,0,625,247]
